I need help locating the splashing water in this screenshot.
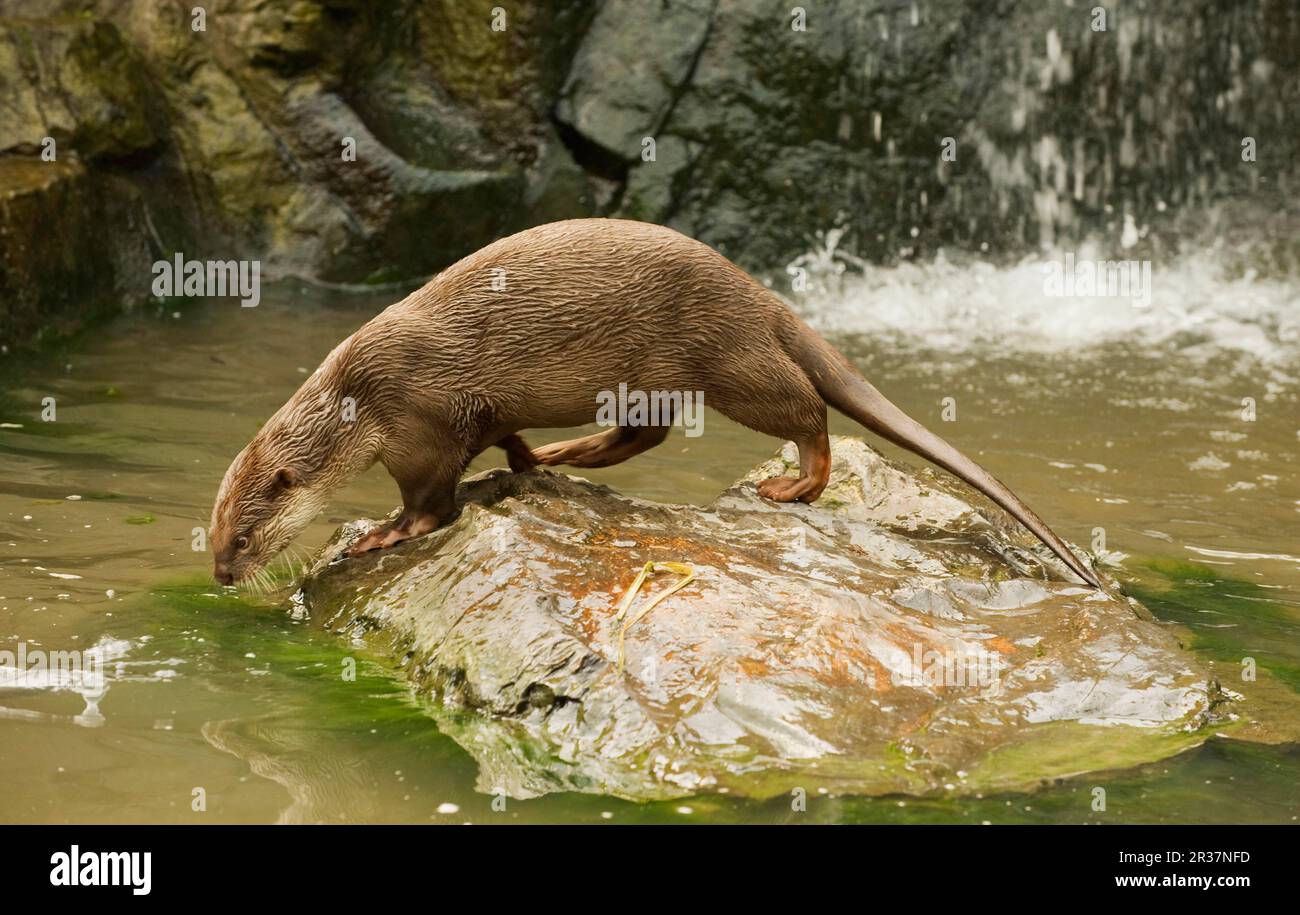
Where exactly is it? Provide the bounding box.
[784,231,1300,373]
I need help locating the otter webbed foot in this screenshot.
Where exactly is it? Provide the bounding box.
[755,432,831,505]
[346,511,441,556]
[756,475,823,504]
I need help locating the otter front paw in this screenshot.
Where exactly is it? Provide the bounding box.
[346,526,405,555]
[346,512,440,556]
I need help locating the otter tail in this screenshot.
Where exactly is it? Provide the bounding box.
[785,322,1101,588]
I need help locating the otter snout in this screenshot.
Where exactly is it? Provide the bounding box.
[213,561,236,586]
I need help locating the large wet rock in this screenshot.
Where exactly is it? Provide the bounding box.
[298,436,1229,801]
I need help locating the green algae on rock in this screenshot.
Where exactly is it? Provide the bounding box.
[296,436,1231,801]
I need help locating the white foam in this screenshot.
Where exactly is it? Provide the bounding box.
[786,238,1300,367]
[0,636,182,728]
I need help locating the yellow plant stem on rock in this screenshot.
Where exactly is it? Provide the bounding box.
[614,562,695,674]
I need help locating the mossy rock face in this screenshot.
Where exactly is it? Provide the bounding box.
[4,0,1297,343]
[297,437,1237,802]
[0,16,174,343]
[0,17,162,162]
[0,157,157,344]
[0,14,191,345]
[0,0,597,346]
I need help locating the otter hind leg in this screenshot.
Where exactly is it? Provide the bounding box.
[533,424,670,469]
[710,358,831,505]
[756,429,831,504]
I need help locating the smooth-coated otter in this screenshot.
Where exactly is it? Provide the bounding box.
[210,218,1100,588]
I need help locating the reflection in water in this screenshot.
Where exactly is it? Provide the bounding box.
[202,714,388,825]
[0,236,1297,822]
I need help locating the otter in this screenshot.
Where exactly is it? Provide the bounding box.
[210,218,1100,588]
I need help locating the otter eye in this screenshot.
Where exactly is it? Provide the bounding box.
[235,535,250,551]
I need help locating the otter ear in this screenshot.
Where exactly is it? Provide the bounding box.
[273,467,303,490]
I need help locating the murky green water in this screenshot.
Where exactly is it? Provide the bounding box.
[2,257,1298,823]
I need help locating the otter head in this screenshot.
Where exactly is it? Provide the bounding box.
[210,440,323,586]
[209,352,376,585]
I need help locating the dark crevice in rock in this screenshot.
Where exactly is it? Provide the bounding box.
[630,4,714,225]
[516,682,580,716]
[88,143,164,170]
[648,0,714,143]
[549,111,629,186]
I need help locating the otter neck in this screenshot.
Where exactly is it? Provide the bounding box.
[278,374,383,498]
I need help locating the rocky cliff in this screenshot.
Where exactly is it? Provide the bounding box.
[2,0,1296,345]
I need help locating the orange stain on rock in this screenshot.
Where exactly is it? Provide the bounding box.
[986,636,1017,655]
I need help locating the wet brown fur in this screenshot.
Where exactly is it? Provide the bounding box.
[210,218,1099,588]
